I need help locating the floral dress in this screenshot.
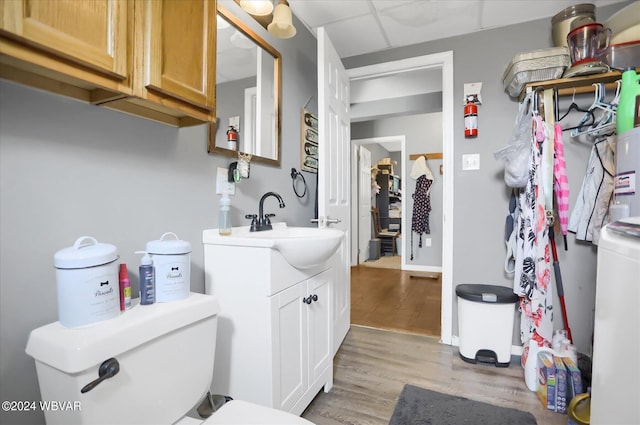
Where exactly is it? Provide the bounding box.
[513,120,553,348]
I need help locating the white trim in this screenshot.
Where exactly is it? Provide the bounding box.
[347,51,455,346]
[347,53,452,81]
[243,87,257,155]
[405,265,443,273]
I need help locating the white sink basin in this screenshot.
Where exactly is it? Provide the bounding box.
[202,223,343,270]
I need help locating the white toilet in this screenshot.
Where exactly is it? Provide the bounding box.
[25,293,313,425]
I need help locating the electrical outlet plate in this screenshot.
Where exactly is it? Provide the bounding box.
[216,167,235,195]
[462,154,480,171]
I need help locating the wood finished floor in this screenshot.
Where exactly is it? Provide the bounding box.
[350,265,441,337]
[302,326,566,425]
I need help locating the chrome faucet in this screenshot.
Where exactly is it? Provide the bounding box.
[246,192,286,232]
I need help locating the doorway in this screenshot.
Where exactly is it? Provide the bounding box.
[351,136,405,268]
[346,52,454,344]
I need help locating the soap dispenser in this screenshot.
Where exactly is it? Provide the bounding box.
[219,194,232,236]
[135,251,155,305]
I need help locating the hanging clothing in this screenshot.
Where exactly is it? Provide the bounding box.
[410,155,434,180]
[568,136,616,245]
[514,129,553,348]
[553,123,570,238]
[410,174,432,260]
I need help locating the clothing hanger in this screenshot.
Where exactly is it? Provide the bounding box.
[571,84,603,137]
[560,88,595,131]
[574,83,618,140]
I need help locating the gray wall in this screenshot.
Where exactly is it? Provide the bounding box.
[0,4,317,424]
[344,1,631,354]
[353,113,443,267]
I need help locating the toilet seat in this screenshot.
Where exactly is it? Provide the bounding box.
[176,400,314,425]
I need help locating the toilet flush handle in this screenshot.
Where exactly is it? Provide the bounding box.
[81,358,120,394]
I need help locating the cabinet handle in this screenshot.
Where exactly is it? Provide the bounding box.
[302,294,319,305]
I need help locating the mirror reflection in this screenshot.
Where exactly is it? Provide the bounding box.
[209,4,281,166]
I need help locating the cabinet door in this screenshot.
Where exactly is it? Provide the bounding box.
[307,269,331,385]
[0,0,130,81]
[272,283,307,412]
[136,0,215,111]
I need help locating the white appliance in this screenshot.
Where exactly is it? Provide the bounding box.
[591,217,640,425]
[25,293,311,425]
[614,128,640,218]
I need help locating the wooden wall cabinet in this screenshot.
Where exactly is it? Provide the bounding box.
[0,0,216,127]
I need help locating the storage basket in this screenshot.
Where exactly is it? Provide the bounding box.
[503,47,570,98]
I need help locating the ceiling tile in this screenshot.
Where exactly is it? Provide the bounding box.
[324,14,389,58]
[379,1,480,47]
[288,0,372,28]
[371,0,417,12]
[482,0,575,29]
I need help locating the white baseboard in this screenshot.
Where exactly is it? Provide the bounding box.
[401,264,443,273]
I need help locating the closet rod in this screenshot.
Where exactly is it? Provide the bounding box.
[520,70,631,101]
[409,152,443,160]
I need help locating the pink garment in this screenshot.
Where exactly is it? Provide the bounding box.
[553,123,569,236]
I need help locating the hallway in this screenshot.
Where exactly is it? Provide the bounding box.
[351,265,441,337]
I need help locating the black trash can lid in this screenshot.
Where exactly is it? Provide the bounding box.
[456,284,518,304]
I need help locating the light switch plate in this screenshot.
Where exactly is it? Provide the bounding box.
[229,116,240,131]
[216,167,235,195]
[462,154,480,170]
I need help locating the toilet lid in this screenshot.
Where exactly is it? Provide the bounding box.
[203,400,314,425]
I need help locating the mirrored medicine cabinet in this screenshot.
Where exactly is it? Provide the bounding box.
[208,3,282,166]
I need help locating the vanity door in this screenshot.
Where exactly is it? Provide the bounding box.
[272,283,307,412]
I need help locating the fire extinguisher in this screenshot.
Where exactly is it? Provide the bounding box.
[464,96,478,138]
[226,126,238,151]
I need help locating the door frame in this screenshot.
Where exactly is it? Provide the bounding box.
[346,51,454,345]
[350,136,406,266]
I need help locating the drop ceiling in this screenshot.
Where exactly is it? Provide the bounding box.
[287,0,628,58]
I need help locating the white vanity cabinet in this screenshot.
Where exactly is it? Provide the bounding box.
[272,269,332,413]
[203,238,334,416]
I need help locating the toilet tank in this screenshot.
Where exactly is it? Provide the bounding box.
[25,293,220,425]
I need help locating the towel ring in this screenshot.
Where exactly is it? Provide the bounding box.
[290,168,307,198]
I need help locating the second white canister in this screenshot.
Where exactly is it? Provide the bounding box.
[146,232,191,302]
[54,236,120,328]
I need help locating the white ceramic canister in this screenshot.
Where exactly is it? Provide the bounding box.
[54,236,120,328]
[146,232,191,302]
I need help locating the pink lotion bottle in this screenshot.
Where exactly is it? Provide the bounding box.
[119,264,132,311]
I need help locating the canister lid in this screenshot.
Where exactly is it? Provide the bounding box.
[551,3,595,25]
[54,236,118,269]
[455,284,518,304]
[146,232,191,254]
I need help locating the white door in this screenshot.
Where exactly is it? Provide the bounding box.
[317,27,350,356]
[358,146,372,263]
